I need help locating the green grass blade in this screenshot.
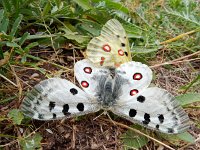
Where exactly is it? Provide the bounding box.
[10,14,23,37]
[0,17,9,33]
[18,32,30,46]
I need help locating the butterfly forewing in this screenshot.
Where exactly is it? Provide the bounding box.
[86,19,131,67]
[112,87,190,134]
[21,78,100,120]
[74,59,111,98]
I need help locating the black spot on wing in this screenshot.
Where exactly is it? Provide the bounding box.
[124,52,128,57]
[38,96,43,101]
[121,43,125,47]
[53,113,56,119]
[168,128,174,133]
[156,124,159,129]
[116,35,120,38]
[38,114,44,119]
[70,88,78,95]
[129,109,137,117]
[137,95,145,103]
[36,100,40,105]
[77,103,84,111]
[143,113,150,125]
[158,114,164,123]
[49,101,55,111]
[62,104,69,115]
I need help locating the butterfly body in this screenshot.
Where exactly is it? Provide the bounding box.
[21,59,189,134]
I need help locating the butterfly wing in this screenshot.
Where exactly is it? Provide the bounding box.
[115,61,152,100]
[86,19,131,67]
[74,59,111,98]
[21,78,100,120]
[111,87,190,134]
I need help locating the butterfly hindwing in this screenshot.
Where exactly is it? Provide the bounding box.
[86,19,131,67]
[21,78,100,120]
[115,61,152,100]
[112,87,190,134]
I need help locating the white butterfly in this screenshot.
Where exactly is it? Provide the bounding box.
[86,19,132,67]
[21,59,190,134]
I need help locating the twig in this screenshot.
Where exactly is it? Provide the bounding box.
[0,73,18,87]
[100,118,175,150]
[160,29,199,45]
[9,64,23,100]
[15,50,71,71]
[150,51,200,68]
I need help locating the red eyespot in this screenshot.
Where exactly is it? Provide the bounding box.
[130,89,139,96]
[102,44,111,52]
[100,57,105,66]
[133,73,143,80]
[84,67,92,74]
[81,81,89,88]
[118,49,124,56]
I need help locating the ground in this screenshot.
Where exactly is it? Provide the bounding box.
[1,48,200,149]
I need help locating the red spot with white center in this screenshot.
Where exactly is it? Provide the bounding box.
[81,81,89,88]
[118,49,124,56]
[84,67,92,74]
[102,44,111,52]
[130,89,139,96]
[100,57,105,66]
[133,73,143,80]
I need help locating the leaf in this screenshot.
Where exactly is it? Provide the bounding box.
[165,8,200,26]
[19,133,42,150]
[160,131,195,144]
[121,130,148,149]
[72,0,92,10]
[8,109,24,125]
[0,16,9,33]
[180,75,200,92]
[176,93,200,106]
[176,132,195,143]
[6,42,19,47]
[76,20,102,36]
[43,1,51,16]
[63,34,90,44]
[93,0,129,14]
[0,51,10,67]
[10,14,23,37]
[0,9,4,22]
[1,0,11,12]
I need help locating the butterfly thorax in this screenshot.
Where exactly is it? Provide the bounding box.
[96,76,116,108]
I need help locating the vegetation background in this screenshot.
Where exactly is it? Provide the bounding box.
[0,0,200,149]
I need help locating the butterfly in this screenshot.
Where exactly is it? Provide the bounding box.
[21,59,190,134]
[86,19,132,67]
